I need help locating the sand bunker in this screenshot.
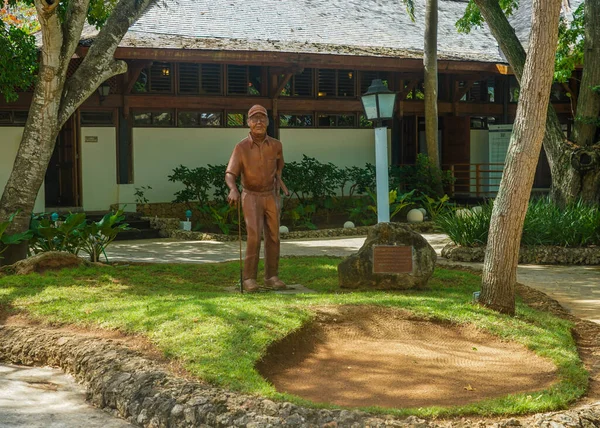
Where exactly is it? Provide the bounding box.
[257,306,557,409]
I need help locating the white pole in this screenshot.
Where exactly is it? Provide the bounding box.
[374,125,390,223]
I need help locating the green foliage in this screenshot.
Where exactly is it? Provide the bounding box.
[0,25,37,102]
[0,0,120,102]
[205,202,238,235]
[456,0,519,34]
[522,198,600,247]
[555,3,585,83]
[401,0,415,22]
[29,211,128,262]
[289,203,317,230]
[134,185,152,205]
[347,196,376,226]
[0,212,33,257]
[77,210,129,262]
[366,189,416,221]
[419,194,451,221]
[437,198,600,247]
[168,164,229,205]
[168,165,211,204]
[282,155,339,206]
[29,212,88,254]
[436,202,494,247]
[391,154,454,198]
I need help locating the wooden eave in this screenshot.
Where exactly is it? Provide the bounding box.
[75,46,509,75]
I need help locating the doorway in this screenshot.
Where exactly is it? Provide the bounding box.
[44,112,81,208]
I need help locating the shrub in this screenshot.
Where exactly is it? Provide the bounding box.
[29,211,129,262]
[436,198,600,248]
[391,154,454,198]
[435,201,493,247]
[0,212,33,258]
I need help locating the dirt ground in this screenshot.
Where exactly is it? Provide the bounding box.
[257,305,558,409]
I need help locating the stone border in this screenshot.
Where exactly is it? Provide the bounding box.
[144,217,436,242]
[1,323,600,427]
[441,243,600,265]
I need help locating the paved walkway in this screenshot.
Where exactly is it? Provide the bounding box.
[106,234,600,325]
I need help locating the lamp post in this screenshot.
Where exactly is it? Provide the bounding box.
[360,79,397,223]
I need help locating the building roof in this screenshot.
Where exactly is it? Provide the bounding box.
[74,0,581,65]
[78,0,506,64]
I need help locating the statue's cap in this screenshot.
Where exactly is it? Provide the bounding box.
[248,104,268,118]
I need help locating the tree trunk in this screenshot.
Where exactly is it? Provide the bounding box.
[474,0,600,205]
[0,0,66,266]
[424,0,443,195]
[481,0,562,315]
[571,0,600,202]
[0,0,154,265]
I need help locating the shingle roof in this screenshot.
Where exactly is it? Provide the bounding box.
[75,0,579,65]
[508,0,583,50]
[86,0,506,63]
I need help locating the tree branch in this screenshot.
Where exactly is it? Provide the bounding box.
[58,0,156,125]
[61,0,92,66]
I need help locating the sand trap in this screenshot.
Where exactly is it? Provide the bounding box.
[257,306,557,409]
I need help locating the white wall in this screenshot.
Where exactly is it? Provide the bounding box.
[281,128,390,166]
[0,127,45,213]
[132,128,248,203]
[81,127,118,211]
[470,129,490,194]
[132,128,391,203]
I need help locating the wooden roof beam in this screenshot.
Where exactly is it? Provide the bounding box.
[73,47,509,74]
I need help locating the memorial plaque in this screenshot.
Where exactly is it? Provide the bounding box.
[373,245,413,274]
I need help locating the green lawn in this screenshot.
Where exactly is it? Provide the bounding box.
[0,257,588,417]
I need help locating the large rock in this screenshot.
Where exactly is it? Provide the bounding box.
[338,223,436,290]
[0,251,88,275]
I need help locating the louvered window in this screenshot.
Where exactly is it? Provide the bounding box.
[133,63,173,93]
[81,111,115,126]
[227,112,247,127]
[318,69,356,98]
[227,65,262,96]
[178,111,222,127]
[338,70,355,97]
[179,63,200,94]
[132,110,174,126]
[318,69,336,98]
[178,63,222,95]
[149,62,172,93]
[280,114,314,127]
[0,111,28,126]
[317,113,356,127]
[293,69,313,97]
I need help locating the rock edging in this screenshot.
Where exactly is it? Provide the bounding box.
[145,218,436,242]
[442,243,600,265]
[1,324,600,427]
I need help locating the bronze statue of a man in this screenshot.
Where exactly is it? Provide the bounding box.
[225,105,289,293]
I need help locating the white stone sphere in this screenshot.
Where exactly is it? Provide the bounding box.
[455,208,472,218]
[407,209,424,223]
[417,208,427,217]
[279,225,289,234]
[471,206,483,214]
[343,221,355,229]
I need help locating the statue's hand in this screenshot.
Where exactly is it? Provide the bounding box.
[228,188,240,206]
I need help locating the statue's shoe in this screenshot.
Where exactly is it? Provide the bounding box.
[264,276,287,290]
[242,279,260,293]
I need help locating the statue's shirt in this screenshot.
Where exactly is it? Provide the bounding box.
[226,133,284,192]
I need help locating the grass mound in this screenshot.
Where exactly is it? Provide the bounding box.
[0,258,588,417]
